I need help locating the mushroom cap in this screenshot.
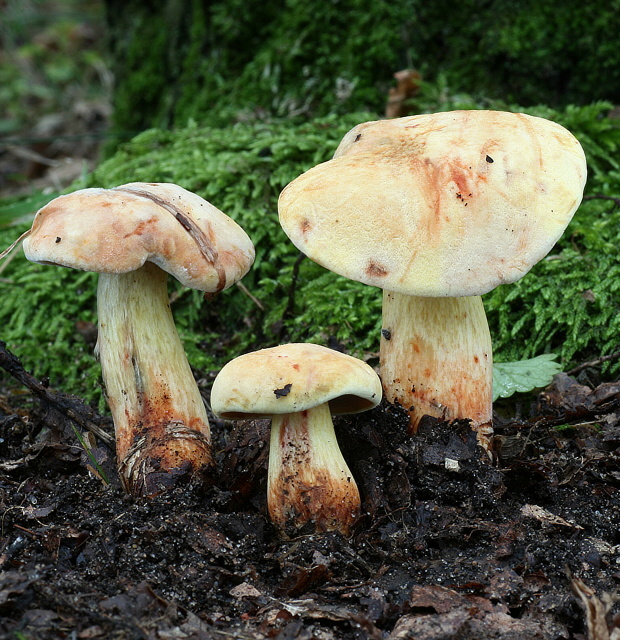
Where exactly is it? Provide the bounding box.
[278,110,587,297]
[23,182,255,292]
[211,343,382,419]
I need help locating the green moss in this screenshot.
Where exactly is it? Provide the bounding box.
[0,113,375,405]
[483,102,620,371]
[106,0,620,138]
[1,102,619,407]
[0,257,102,402]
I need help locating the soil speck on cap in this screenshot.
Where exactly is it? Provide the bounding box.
[274,383,293,398]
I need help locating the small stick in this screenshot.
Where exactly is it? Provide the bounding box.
[236,281,265,310]
[6,144,59,167]
[13,524,41,537]
[0,340,114,445]
[276,252,305,341]
[582,194,620,208]
[0,229,30,262]
[566,350,620,375]
[283,252,305,320]
[0,237,23,276]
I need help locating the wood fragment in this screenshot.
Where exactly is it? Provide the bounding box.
[0,340,114,445]
[569,572,620,640]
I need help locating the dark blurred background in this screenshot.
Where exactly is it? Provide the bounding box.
[2,0,619,200]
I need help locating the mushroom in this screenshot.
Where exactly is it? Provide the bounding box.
[210,343,382,536]
[20,182,255,495]
[278,110,587,447]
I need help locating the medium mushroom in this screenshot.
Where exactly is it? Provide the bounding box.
[210,343,382,536]
[278,110,587,446]
[18,182,255,495]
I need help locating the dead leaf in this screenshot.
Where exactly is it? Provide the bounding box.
[22,504,56,519]
[230,582,262,599]
[541,373,592,412]
[275,564,333,598]
[0,570,35,607]
[521,504,584,529]
[409,584,469,614]
[588,382,620,408]
[389,609,469,639]
[570,574,620,640]
[78,626,106,638]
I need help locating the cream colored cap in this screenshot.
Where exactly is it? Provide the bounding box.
[211,343,382,419]
[23,182,255,293]
[278,110,587,297]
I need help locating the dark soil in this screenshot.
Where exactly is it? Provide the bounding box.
[0,344,619,640]
[2,7,619,639]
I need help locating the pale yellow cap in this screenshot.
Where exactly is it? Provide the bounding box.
[211,343,382,419]
[23,182,255,293]
[278,110,587,297]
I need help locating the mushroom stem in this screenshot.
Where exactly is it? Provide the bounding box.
[96,261,213,496]
[380,291,493,447]
[267,403,361,536]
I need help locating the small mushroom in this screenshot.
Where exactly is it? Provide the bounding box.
[278,110,587,448]
[210,343,382,536]
[19,182,255,495]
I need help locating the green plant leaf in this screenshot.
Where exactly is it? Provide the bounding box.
[492,354,562,401]
[0,191,58,228]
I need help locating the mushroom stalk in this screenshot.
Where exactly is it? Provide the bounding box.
[96,261,213,495]
[278,112,586,452]
[380,291,493,446]
[267,403,361,536]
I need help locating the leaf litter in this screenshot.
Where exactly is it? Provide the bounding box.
[0,342,618,639]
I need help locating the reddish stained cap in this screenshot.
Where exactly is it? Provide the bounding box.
[23,182,255,293]
[278,110,587,297]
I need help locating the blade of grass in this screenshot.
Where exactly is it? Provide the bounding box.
[68,423,110,486]
[0,191,58,228]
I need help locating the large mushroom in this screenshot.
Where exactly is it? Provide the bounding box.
[17,182,254,495]
[210,343,382,537]
[278,110,587,446]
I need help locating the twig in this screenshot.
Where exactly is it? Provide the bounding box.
[0,229,30,262]
[6,144,59,167]
[284,252,306,318]
[13,524,41,537]
[566,350,620,375]
[275,252,306,341]
[236,281,265,310]
[582,194,620,208]
[0,236,23,276]
[0,340,114,445]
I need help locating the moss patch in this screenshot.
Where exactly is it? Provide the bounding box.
[1,103,619,406]
[105,0,620,138]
